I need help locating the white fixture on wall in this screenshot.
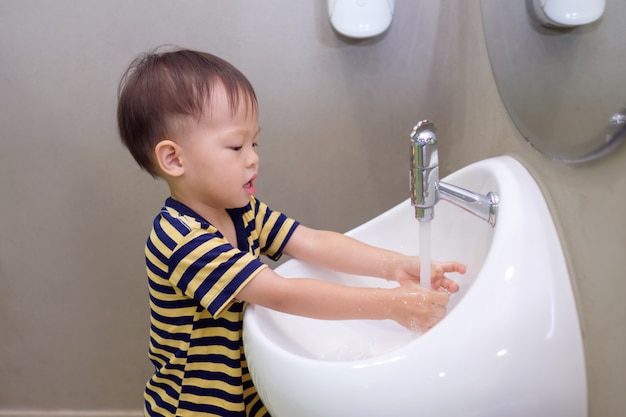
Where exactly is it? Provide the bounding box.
[328,0,395,38]
[532,0,605,27]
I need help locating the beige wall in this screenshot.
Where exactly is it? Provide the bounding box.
[0,1,623,415]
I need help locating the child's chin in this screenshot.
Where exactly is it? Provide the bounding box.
[234,195,252,207]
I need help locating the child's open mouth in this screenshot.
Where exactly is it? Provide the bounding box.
[244,177,257,195]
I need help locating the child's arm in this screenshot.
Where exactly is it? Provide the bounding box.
[237,266,449,332]
[282,225,465,292]
[236,225,466,332]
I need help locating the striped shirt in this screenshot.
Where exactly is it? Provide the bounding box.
[143,197,299,416]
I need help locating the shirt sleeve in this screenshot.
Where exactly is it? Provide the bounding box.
[167,229,267,318]
[253,198,299,261]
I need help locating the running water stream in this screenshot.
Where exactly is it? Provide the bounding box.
[419,221,431,288]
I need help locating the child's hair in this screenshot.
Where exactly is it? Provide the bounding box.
[117,47,258,177]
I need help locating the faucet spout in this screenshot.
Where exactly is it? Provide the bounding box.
[409,120,499,227]
[439,182,499,227]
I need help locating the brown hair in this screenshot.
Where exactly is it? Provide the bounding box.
[117,47,257,177]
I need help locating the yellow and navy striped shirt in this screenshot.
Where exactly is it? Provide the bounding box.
[143,196,298,416]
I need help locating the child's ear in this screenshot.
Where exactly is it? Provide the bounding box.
[154,140,184,177]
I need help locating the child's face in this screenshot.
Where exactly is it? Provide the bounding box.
[175,83,259,211]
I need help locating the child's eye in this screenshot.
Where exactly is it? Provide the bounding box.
[228,141,257,151]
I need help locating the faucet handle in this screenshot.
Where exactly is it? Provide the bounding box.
[410,120,437,143]
[410,120,438,169]
[410,120,439,222]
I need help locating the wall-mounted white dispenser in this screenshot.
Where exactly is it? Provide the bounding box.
[328,0,395,39]
[532,0,605,27]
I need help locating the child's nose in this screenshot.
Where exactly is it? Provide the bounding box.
[246,148,259,168]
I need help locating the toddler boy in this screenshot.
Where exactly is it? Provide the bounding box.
[117,47,465,417]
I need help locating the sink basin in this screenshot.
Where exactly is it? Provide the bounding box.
[243,156,586,417]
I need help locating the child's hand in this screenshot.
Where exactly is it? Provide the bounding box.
[389,283,450,332]
[393,257,467,293]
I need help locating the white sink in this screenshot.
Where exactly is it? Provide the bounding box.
[243,156,586,417]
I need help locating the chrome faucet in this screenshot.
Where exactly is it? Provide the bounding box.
[410,120,499,227]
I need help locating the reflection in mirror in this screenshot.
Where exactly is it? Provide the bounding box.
[481,0,626,163]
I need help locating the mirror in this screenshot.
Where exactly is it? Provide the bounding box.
[480,0,626,163]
